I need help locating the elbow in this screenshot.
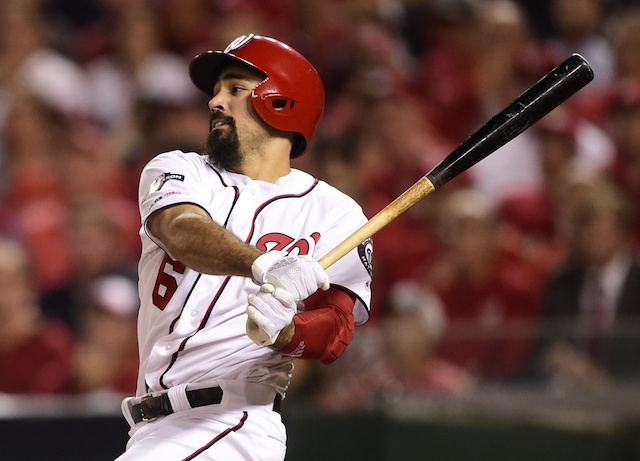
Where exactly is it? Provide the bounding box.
[148,209,198,261]
[320,328,354,364]
[283,303,356,364]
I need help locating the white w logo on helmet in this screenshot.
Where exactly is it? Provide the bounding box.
[224,34,255,53]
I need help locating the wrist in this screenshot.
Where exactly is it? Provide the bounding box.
[251,250,286,283]
[269,321,295,351]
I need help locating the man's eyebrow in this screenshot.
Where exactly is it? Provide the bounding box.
[213,73,251,94]
[219,73,255,82]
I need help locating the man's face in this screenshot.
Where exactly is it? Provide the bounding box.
[203,64,270,171]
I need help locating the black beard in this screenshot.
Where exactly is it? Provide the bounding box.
[203,115,242,171]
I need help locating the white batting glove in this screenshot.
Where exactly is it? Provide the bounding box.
[251,251,329,302]
[246,284,297,346]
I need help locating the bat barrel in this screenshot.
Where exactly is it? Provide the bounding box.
[426,53,594,189]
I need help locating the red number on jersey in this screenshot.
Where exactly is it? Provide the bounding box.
[152,255,186,310]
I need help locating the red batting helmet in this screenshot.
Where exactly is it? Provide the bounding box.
[189,34,325,158]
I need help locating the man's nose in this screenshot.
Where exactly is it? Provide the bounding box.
[208,94,226,112]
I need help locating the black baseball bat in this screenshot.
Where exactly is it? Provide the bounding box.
[426,53,594,188]
[319,53,594,269]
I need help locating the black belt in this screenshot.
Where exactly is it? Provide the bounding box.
[131,387,281,423]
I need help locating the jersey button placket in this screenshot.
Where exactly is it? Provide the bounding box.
[230,184,258,238]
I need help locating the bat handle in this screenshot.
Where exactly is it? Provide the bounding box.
[318,176,436,269]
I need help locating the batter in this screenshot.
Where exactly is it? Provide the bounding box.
[115,34,372,461]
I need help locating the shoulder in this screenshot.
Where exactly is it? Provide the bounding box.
[291,170,363,211]
[139,151,219,200]
[141,150,220,187]
[145,150,209,169]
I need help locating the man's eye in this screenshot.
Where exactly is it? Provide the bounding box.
[231,86,244,94]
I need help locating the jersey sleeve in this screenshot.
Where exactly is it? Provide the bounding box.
[138,150,210,255]
[313,189,373,326]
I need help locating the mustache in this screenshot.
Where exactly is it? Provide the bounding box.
[209,111,235,131]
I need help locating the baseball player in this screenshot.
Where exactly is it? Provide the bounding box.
[114,34,373,461]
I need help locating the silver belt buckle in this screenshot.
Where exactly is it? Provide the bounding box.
[138,393,159,422]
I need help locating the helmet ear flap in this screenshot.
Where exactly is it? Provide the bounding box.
[252,92,307,157]
[261,94,298,115]
[251,81,300,126]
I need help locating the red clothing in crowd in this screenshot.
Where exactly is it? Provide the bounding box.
[0,320,74,394]
[608,151,640,246]
[414,47,482,144]
[396,357,476,395]
[498,189,568,285]
[429,255,541,380]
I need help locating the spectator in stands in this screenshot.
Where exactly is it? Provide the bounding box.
[72,274,139,395]
[41,198,137,333]
[424,188,542,381]
[547,0,614,96]
[458,0,559,205]
[1,88,139,302]
[498,106,614,284]
[119,90,210,203]
[296,0,362,94]
[83,5,210,203]
[84,5,198,131]
[463,0,612,207]
[539,177,640,385]
[287,282,475,412]
[39,0,106,64]
[606,78,640,246]
[376,282,476,396]
[0,238,74,394]
[151,0,217,58]
[477,0,558,115]
[350,95,458,317]
[0,0,90,128]
[471,0,615,256]
[207,0,291,50]
[575,7,640,126]
[413,0,485,143]
[55,115,140,256]
[608,7,640,81]
[0,89,73,295]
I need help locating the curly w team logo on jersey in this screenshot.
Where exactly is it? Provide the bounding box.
[256,232,321,256]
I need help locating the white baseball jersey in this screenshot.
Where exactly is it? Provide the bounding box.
[136,150,372,397]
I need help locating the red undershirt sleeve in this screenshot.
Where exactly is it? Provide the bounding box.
[280,287,356,364]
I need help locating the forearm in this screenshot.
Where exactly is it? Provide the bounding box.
[150,207,262,276]
[274,288,356,364]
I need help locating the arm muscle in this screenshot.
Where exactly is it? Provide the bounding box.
[147,204,262,276]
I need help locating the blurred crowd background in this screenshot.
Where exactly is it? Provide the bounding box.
[1,0,640,413]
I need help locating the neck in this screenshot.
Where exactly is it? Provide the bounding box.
[237,137,292,183]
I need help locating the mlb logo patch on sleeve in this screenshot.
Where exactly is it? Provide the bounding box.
[150,173,185,193]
